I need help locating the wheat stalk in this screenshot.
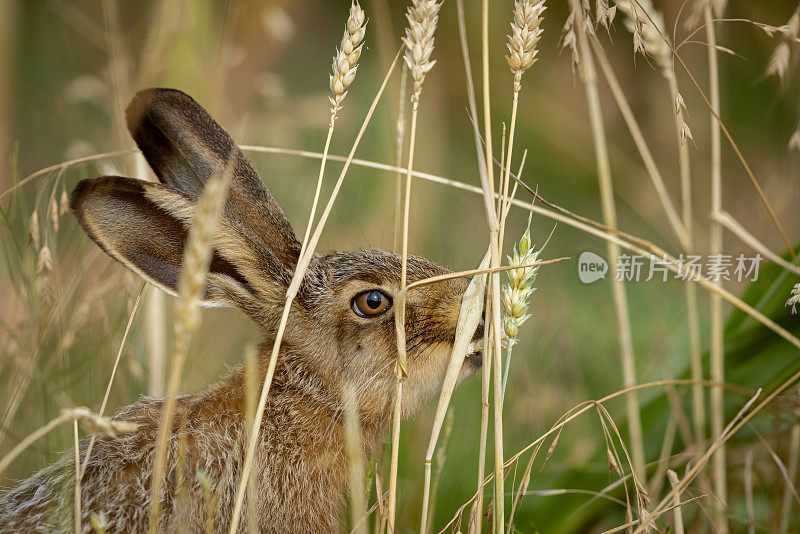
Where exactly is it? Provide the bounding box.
[299,1,367,261]
[388,1,441,530]
[420,248,490,534]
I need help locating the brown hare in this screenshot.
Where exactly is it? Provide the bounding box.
[0,88,483,533]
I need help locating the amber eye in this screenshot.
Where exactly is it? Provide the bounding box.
[352,290,392,318]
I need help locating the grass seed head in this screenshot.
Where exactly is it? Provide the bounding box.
[596,0,616,31]
[617,0,672,73]
[506,0,546,91]
[330,2,367,121]
[59,186,69,215]
[402,0,442,104]
[36,245,53,275]
[559,5,594,75]
[786,282,800,314]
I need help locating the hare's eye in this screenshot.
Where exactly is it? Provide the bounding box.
[352,290,392,317]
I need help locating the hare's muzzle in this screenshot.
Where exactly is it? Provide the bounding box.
[464,314,486,368]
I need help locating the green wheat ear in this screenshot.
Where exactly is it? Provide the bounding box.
[501,215,555,405]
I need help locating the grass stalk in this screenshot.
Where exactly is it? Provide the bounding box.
[148,162,234,533]
[705,5,727,532]
[393,65,408,253]
[778,391,800,534]
[73,417,81,534]
[388,102,417,533]
[713,210,800,275]
[662,25,707,503]
[228,48,402,533]
[299,122,334,259]
[136,152,167,397]
[478,0,507,528]
[388,2,441,528]
[573,1,645,480]
[589,40,688,250]
[0,408,137,479]
[420,248,491,534]
[425,411,454,534]
[244,345,258,534]
[665,28,705,467]
[80,284,144,479]
[344,384,367,534]
[667,470,685,534]
[453,3,491,526]
[302,1,366,259]
[0,412,72,477]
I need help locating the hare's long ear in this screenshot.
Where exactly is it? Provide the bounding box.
[125,88,301,270]
[70,176,281,313]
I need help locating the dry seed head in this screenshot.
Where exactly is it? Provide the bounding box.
[330,2,367,121]
[66,407,139,437]
[617,0,672,73]
[506,0,546,92]
[49,198,59,233]
[766,41,791,81]
[29,212,40,250]
[59,187,69,215]
[402,0,442,105]
[709,0,727,18]
[176,162,234,334]
[37,245,53,275]
[680,120,693,145]
[596,0,616,30]
[559,6,594,75]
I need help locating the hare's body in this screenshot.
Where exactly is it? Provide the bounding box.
[0,89,481,533]
[2,346,388,533]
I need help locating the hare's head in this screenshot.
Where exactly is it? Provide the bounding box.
[71,88,482,419]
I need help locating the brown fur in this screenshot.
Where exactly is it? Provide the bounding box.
[0,89,482,533]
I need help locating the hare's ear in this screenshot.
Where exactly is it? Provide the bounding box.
[70,176,271,312]
[125,88,301,270]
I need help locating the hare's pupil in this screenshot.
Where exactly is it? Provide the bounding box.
[366,291,382,309]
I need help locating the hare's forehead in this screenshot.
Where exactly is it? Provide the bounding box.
[318,251,450,287]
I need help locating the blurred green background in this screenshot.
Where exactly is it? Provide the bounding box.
[2,1,800,532]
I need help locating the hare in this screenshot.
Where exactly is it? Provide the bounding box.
[0,88,484,533]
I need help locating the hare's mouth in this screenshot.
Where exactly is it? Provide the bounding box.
[465,341,483,368]
[464,336,512,369]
